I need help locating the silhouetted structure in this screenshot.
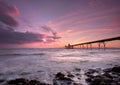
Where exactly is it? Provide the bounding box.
[65,36,120,49]
[65,43,73,49]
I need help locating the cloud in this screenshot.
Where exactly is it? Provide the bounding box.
[41,25,61,40]
[0,24,61,44]
[41,25,56,36]
[0,1,19,26]
[0,25,42,44]
[0,1,61,45]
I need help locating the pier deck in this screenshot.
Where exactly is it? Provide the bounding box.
[65,36,120,49]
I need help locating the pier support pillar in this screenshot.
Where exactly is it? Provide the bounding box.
[80,45,81,49]
[86,44,88,49]
[103,42,106,50]
[90,44,92,49]
[99,42,101,49]
[82,45,84,49]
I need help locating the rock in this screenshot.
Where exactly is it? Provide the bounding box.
[86,74,94,78]
[0,79,5,83]
[117,82,120,85]
[0,73,3,76]
[99,82,107,85]
[8,78,51,85]
[55,72,65,79]
[113,77,119,82]
[112,66,120,73]
[110,82,117,85]
[40,83,51,85]
[88,69,98,74]
[85,78,92,82]
[92,76,103,84]
[73,82,82,85]
[75,73,81,76]
[103,77,113,83]
[55,72,72,81]
[53,79,57,85]
[103,68,112,73]
[85,66,120,85]
[29,80,40,85]
[54,72,74,85]
[56,76,72,81]
[67,72,74,78]
[53,79,72,85]
[7,78,29,85]
[103,73,113,79]
[85,69,98,79]
[75,68,81,72]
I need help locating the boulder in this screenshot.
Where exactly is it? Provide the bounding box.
[8,78,29,85]
[112,66,120,73]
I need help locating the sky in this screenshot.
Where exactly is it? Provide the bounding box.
[0,0,120,48]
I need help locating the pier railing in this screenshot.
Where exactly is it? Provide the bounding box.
[65,36,120,49]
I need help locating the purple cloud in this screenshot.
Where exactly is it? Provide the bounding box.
[0,1,61,45]
[0,24,61,44]
[0,25,43,44]
[41,25,61,40]
[0,1,19,26]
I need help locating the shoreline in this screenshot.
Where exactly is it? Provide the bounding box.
[0,65,120,85]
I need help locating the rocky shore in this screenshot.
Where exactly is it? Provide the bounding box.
[0,66,120,85]
[85,66,120,85]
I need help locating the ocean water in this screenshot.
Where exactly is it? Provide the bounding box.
[0,48,120,84]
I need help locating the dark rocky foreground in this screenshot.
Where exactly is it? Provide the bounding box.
[1,66,120,85]
[85,66,120,85]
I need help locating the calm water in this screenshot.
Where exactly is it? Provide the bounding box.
[0,48,120,84]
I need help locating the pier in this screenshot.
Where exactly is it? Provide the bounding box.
[65,36,120,49]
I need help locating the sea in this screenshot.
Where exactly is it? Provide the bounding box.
[0,48,120,84]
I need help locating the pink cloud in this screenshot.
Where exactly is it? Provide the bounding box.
[0,1,19,26]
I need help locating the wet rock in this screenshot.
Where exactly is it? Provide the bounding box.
[53,79,57,85]
[29,80,40,85]
[110,82,117,85]
[7,78,51,85]
[55,72,65,79]
[55,72,72,81]
[57,76,72,81]
[53,79,72,85]
[54,72,74,85]
[73,82,82,85]
[39,83,51,85]
[103,73,113,79]
[99,82,107,85]
[75,68,81,72]
[103,68,112,73]
[85,73,94,78]
[103,77,113,83]
[67,72,74,78]
[55,72,73,81]
[75,73,81,76]
[117,82,120,85]
[0,73,4,76]
[92,76,103,84]
[77,77,81,80]
[7,78,29,85]
[0,79,5,83]
[88,69,98,74]
[85,78,92,82]
[112,66,120,73]
[85,66,120,85]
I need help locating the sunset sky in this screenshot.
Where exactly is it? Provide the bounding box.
[0,0,120,48]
